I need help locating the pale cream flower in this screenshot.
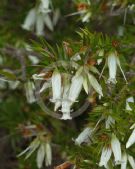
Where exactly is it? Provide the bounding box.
[43,14,53,31]
[82,74,89,94]
[41,0,50,10]
[99,146,112,168]
[18,137,40,159]
[45,142,52,166]
[128,4,135,11]
[128,155,135,169]
[126,97,134,111]
[53,9,60,26]
[32,73,46,80]
[51,70,62,111]
[36,14,45,36]
[60,72,83,120]
[68,74,83,102]
[118,26,124,37]
[60,105,72,120]
[0,80,6,89]
[82,12,91,22]
[18,137,52,168]
[97,58,103,65]
[22,8,36,31]
[126,128,135,148]
[111,134,122,165]
[25,44,39,64]
[71,53,81,61]
[75,127,93,145]
[28,55,39,65]
[61,82,72,120]
[97,49,104,65]
[121,152,127,169]
[0,55,4,65]
[107,51,127,84]
[105,116,115,129]
[40,81,51,93]
[22,0,55,35]
[37,144,45,168]
[8,80,20,90]
[88,73,103,96]
[25,81,36,104]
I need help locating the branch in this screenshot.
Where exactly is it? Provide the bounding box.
[0,45,42,81]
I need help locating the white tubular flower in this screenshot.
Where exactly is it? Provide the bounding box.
[18,139,40,159]
[39,0,51,14]
[128,4,135,11]
[97,58,103,65]
[105,116,115,129]
[98,49,104,57]
[43,14,53,31]
[45,142,52,166]
[40,81,51,93]
[107,51,127,84]
[118,26,124,37]
[111,134,122,165]
[53,9,60,26]
[22,8,36,31]
[99,146,112,168]
[68,74,83,103]
[28,55,39,65]
[32,73,46,80]
[41,0,49,10]
[82,12,91,22]
[22,0,54,35]
[36,14,45,36]
[107,52,117,84]
[126,128,135,148]
[121,152,127,169]
[25,81,36,104]
[0,55,3,65]
[88,73,103,96]
[8,80,20,90]
[83,75,89,94]
[61,83,72,120]
[0,80,5,89]
[36,144,45,169]
[75,127,93,145]
[25,44,39,64]
[71,53,81,61]
[51,70,62,111]
[61,102,72,120]
[130,123,135,129]
[97,49,104,65]
[128,155,135,169]
[54,100,61,112]
[126,97,134,111]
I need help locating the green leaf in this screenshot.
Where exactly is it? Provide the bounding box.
[0,70,16,80]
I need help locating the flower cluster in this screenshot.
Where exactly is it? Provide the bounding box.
[22,29,135,168]
[22,0,60,35]
[18,124,52,169]
[33,56,103,120]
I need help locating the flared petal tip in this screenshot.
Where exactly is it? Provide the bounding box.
[99,91,103,97]
[61,114,72,120]
[126,143,130,149]
[107,78,117,84]
[54,102,61,111]
[36,32,45,36]
[99,162,105,167]
[21,24,31,31]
